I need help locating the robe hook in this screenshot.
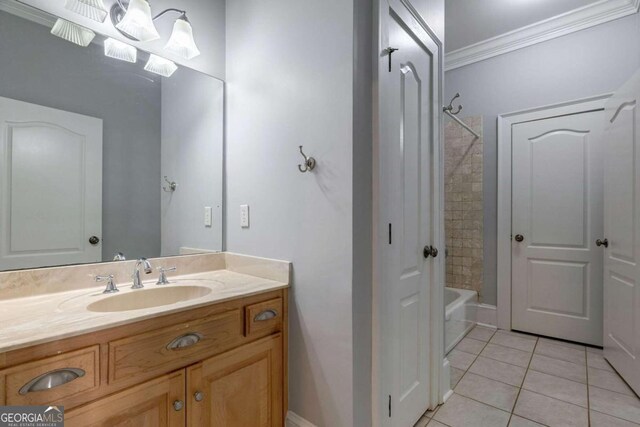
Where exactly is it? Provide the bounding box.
[298,146,317,173]
[163,176,177,192]
[444,92,463,115]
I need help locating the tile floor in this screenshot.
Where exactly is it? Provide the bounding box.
[414,326,640,427]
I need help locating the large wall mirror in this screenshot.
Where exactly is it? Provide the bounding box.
[0,0,225,271]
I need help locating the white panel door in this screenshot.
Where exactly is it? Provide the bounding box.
[0,96,102,270]
[603,69,640,394]
[512,111,604,346]
[379,2,438,425]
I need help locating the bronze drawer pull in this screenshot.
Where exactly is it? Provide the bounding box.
[166,332,203,350]
[254,309,278,322]
[19,368,85,395]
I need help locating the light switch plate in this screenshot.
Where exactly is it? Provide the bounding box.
[204,207,212,227]
[240,205,250,228]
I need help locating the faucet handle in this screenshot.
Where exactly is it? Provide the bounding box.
[157,267,177,286]
[96,275,118,294]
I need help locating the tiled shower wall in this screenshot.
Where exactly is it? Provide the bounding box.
[444,116,484,300]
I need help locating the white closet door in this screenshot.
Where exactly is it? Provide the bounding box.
[603,69,640,395]
[0,96,102,270]
[511,111,604,346]
[379,0,439,424]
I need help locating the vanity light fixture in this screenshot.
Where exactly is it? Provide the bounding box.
[104,38,137,63]
[144,54,178,77]
[64,0,108,23]
[110,1,201,60]
[51,18,95,47]
[164,14,200,60]
[114,0,160,42]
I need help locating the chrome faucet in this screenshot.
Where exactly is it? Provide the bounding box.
[132,258,152,289]
[156,266,177,285]
[96,275,118,294]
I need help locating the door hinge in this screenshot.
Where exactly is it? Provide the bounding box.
[388,394,392,417]
[388,223,392,244]
[385,47,399,72]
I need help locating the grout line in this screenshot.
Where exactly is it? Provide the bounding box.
[590,408,640,426]
[507,336,538,426]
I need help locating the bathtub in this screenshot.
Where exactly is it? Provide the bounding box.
[445,287,478,354]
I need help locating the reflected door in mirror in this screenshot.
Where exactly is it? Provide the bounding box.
[0,96,103,270]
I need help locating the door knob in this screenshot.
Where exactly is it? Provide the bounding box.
[514,234,524,242]
[423,245,438,258]
[596,238,609,248]
[89,236,100,245]
[194,391,204,402]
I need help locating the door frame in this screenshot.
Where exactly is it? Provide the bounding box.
[496,94,611,330]
[373,0,444,424]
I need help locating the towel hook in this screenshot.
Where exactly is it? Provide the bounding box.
[444,92,463,115]
[163,176,177,192]
[298,146,317,173]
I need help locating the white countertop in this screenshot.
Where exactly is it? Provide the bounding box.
[0,269,288,353]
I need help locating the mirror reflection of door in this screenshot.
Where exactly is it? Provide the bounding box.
[0,96,103,270]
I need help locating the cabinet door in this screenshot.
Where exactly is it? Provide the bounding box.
[65,370,186,427]
[187,334,283,427]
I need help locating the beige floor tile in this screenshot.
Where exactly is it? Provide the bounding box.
[508,415,545,427]
[451,367,465,389]
[427,421,449,427]
[467,326,496,342]
[448,349,477,370]
[589,386,640,424]
[589,367,635,396]
[538,337,586,351]
[414,414,430,427]
[590,410,640,427]
[455,337,487,355]
[534,339,586,365]
[468,356,526,387]
[497,330,537,340]
[522,370,588,407]
[455,372,519,412]
[480,343,532,368]
[513,389,589,426]
[434,393,510,427]
[529,353,587,383]
[588,351,615,372]
[490,332,537,353]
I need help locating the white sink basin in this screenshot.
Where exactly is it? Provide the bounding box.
[87,286,212,313]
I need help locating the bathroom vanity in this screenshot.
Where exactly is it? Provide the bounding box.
[0,253,289,426]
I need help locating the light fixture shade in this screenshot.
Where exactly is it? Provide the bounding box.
[104,38,137,63]
[51,18,95,47]
[164,18,200,60]
[116,0,160,42]
[64,0,108,23]
[144,54,178,77]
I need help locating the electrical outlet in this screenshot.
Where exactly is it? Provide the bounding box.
[240,205,250,228]
[204,207,212,227]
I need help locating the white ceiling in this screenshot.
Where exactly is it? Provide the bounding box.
[445,0,601,52]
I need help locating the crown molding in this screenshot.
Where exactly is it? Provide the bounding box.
[0,0,55,27]
[445,0,640,71]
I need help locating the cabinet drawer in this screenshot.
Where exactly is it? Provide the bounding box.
[1,346,100,407]
[245,298,283,338]
[109,309,242,384]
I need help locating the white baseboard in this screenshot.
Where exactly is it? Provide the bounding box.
[286,411,317,427]
[441,358,451,403]
[476,303,497,328]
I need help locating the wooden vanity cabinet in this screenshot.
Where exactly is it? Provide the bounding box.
[188,334,283,427]
[0,289,287,427]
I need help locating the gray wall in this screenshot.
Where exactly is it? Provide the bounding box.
[18,0,226,79]
[445,13,640,305]
[225,0,356,424]
[161,70,224,255]
[0,10,162,261]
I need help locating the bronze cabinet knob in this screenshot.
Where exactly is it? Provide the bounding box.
[514,234,524,243]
